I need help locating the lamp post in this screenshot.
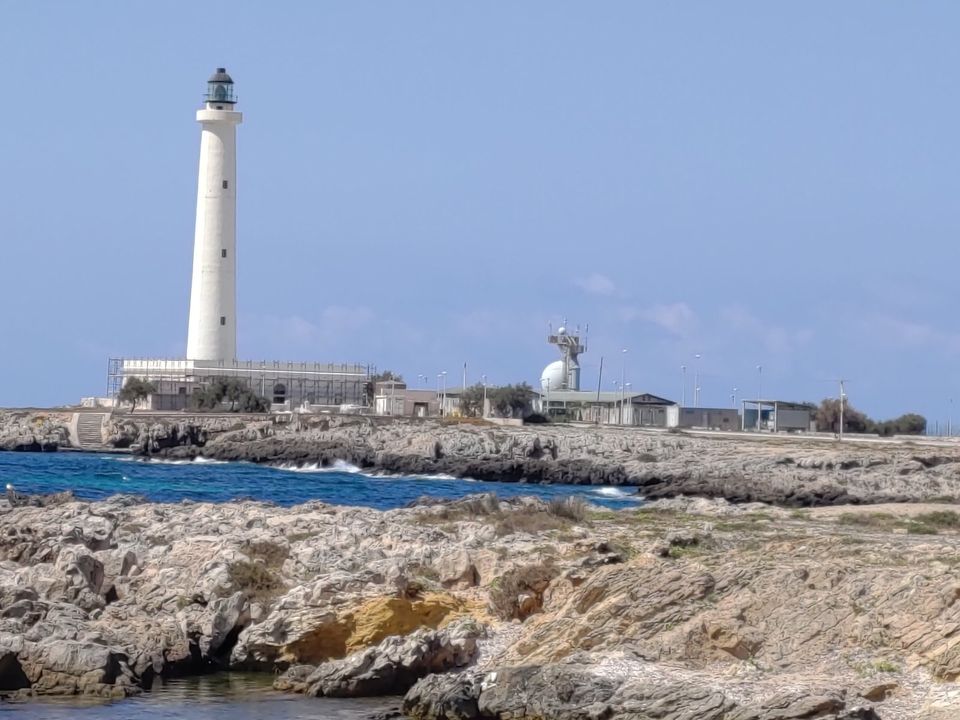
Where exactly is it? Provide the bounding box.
[731,387,737,409]
[681,365,686,407]
[481,374,487,418]
[624,382,632,425]
[694,353,702,407]
[620,348,627,424]
[756,365,763,431]
[441,371,447,416]
[611,380,619,425]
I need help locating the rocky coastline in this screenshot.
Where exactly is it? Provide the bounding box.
[3,488,960,718]
[6,410,960,507]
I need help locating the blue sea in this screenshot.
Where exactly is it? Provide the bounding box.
[0,450,638,717]
[0,451,642,510]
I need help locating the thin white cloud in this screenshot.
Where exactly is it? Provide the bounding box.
[719,305,813,355]
[319,305,375,334]
[867,315,960,354]
[575,273,617,296]
[255,306,376,346]
[623,302,698,338]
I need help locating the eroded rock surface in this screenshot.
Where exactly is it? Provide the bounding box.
[9,410,960,506]
[4,490,960,717]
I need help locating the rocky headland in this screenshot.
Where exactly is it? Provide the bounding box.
[5,409,960,506]
[3,489,960,718]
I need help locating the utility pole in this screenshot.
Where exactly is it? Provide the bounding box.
[596,356,604,424]
[681,365,686,406]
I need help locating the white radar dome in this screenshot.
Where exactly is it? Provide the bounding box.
[540,360,566,392]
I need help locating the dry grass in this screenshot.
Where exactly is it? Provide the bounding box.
[494,511,570,537]
[546,496,589,522]
[488,562,558,620]
[228,559,284,603]
[415,494,590,538]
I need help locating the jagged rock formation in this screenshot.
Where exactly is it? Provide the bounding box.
[0,411,71,451]
[7,410,960,506]
[275,620,482,698]
[114,413,960,505]
[4,490,960,715]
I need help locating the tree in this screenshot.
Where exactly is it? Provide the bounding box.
[191,377,269,413]
[459,384,486,417]
[872,413,926,437]
[118,378,157,413]
[815,397,926,436]
[815,398,869,434]
[365,371,404,406]
[488,383,535,418]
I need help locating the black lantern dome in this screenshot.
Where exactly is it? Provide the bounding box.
[206,67,236,105]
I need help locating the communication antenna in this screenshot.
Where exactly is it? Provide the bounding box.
[547,320,587,391]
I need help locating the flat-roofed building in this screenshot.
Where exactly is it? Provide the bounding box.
[537,390,676,426]
[741,399,817,432]
[374,381,442,418]
[666,406,741,430]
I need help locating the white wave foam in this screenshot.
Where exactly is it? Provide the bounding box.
[278,460,363,474]
[591,487,641,500]
[129,457,229,466]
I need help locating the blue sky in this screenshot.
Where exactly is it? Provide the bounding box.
[3,2,960,426]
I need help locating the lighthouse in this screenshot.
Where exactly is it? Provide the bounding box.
[107,68,372,414]
[186,68,242,362]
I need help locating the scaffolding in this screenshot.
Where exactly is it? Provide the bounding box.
[108,357,374,411]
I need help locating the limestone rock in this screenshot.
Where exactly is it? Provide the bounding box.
[278,620,482,698]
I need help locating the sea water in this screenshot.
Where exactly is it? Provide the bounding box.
[0,451,640,717]
[0,673,398,718]
[0,451,642,510]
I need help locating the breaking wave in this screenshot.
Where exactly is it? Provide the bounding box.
[277,460,363,474]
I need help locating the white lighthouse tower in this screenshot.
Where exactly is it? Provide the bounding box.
[186,68,242,362]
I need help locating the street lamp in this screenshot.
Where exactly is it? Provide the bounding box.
[620,349,627,424]
[481,374,487,418]
[681,365,686,407]
[694,353,702,408]
[611,380,619,425]
[756,365,763,430]
[441,371,447,416]
[624,382,632,425]
[437,371,448,416]
[731,387,737,409]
